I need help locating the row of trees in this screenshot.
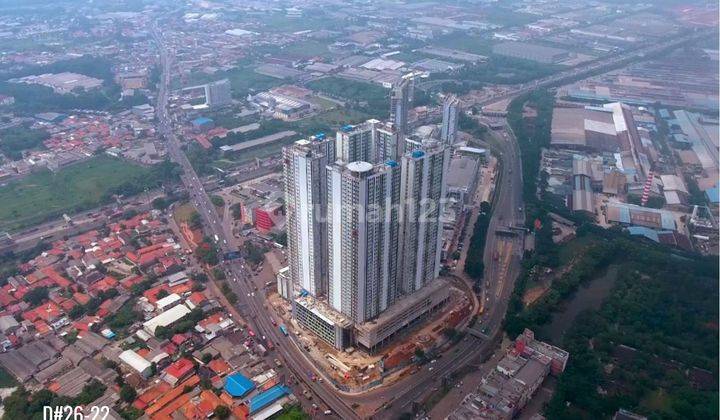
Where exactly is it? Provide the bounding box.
[306,76,389,118]
[0,125,49,160]
[464,201,492,282]
[101,159,182,202]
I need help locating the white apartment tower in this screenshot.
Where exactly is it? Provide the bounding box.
[336,120,403,164]
[283,137,335,296]
[441,95,460,145]
[399,142,450,294]
[373,121,403,162]
[327,160,401,323]
[390,77,413,141]
[205,79,232,108]
[336,123,374,163]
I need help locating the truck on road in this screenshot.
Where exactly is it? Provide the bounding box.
[279,325,288,336]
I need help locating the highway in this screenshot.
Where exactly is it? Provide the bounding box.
[149,23,712,420]
[462,28,715,110]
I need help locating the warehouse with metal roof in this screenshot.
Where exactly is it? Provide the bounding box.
[224,372,255,397]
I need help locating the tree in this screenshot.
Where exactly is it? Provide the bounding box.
[480,201,492,214]
[213,405,230,420]
[225,291,238,304]
[23,287,48,306]
[120,384,137,403]
[443,328,458,339]
[271,231,287,246]
[212,267,226,280]
[154,325,171,340]
[210,195,225,207]
[201,353,213,364]
[244,242,266,265]
[230,203,241,219]
[199,377,212,389]
[0,126,50,160]
[195,242,219,265]
[189,211,202,229]
[69,304,86,320]
[75,379,106,405]
[192,272,208,283]
[152,197,169,210]
[156,289,170,300]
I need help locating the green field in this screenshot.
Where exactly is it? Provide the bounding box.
[255,40,333,59]
[307,77,389,118]
[433,33,495,56]
[185,65,282,98]
[0,155,155,231]
[255,12,344,33]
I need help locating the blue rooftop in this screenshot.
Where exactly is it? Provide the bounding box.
[314,132,326,140]
[192,117,213,125]
[224,373,255,397]
[341,124,354,132]
[249,385,290,413]
[385,160,398,168]
[411,150,425,159]
[627,226,660,242]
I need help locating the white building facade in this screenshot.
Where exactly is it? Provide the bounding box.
[327,160,401,323]
[399,142,450,294]
[283,137,335,296]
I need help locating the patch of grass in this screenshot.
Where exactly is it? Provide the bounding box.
[275,404,310,420]
[481,7,537,27]
[308,95,339,111]
[0,155,154,231]
[276,40,333,58]
[557,234,601,266]
[299,107,370,129]
[256,12,343,33]
[174,202,197,225]
[185,65,282,98]
[0,365,18,387]
[307,77,389,118]
[432,34,495,56]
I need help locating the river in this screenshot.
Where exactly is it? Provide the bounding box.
[540,265,618,344]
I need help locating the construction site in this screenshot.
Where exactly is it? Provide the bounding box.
[266,278,476,392]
